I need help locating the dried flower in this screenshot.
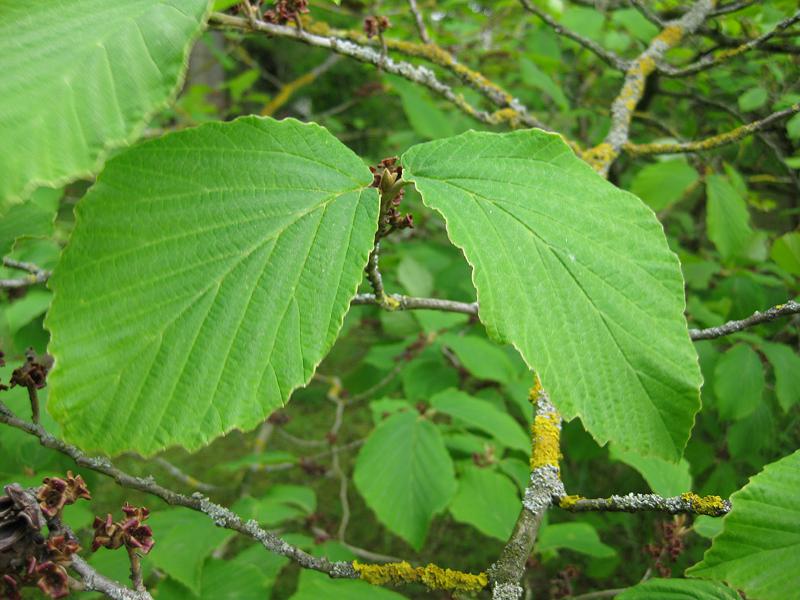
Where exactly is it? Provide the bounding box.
[36,472,90,518]
[35,561,70,599]
[91,514,123,551]
[44,535,80,567]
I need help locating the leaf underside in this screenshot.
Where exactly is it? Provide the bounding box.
[0,0,209,206]
[47,117,379,455]
[402,129,702,460]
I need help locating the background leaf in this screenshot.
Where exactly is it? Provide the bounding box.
[617,578,739,599]
[448,466,520,540]
[353,411,456,550]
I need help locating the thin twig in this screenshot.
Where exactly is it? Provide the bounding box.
[351,292,478,315]
[0,257,51,289]
[407,0,431,44]
[689,300,800,340]
[153,457,217,492]
[519,0,628,70]
[71,555,152,600]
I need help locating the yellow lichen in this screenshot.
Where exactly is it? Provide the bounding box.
[654,25,684,48]
[528,376,543,404]
[353,561,488,593]
[680,492,726,516]
[582,143,616,173]
[489,108,522,127]
[530,412,561,470]
[558,495,583,509]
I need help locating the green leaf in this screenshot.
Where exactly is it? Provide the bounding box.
[448,466,520,540]
[401,129,701,460]
[687,450,800,600]
[706,174,754,262]
[738,87,768,112]
[397,255,434,297]
[439,334,518,384]
[617,578,739,600]
[693,516,724,540]
[232,485,316,527]
[536,522,615,558]
[713,345,764,421]
[387,75,455,140]
[431,388,529,453]
[787,113,800,140]
[157,559,272,600]
[761,342,800,412]
[353,411,456,550]
[519,58,570,111]
[629,159,698,211]
[291,569,407,600]
[0,0,210,205]
[610,445,692,497]
[47,117,379,455]
[0,188,60,256]
[770,232,800,275]
[146,508,234,594]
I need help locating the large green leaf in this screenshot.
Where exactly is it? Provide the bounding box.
[0,0,209,205]
[291,569,407,600]
[448,466,520,540]
[47,117,379,455]
[402,129,701,460]
[431,389,529,453]
[353,411,456,550]
[617,578,739,600]
[687,450,800,600]
[610,445,692,497]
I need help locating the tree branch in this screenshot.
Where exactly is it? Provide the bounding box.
[519,0,629,70]
[584,0,715,175]
[351,292,478,315]
[0,257,51,289]
[558,492,731,517]
[625,103,800,155]
[407,0,431,44]
[660,9,800,76]
[70,555,153,600]
[209,12,546,129]
[689,299,800,340]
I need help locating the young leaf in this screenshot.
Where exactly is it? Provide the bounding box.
[448,466,520,540]
[761,342,800,412]
[617,578,739,599]
[353,411,456,550]
[713,344,764,421]
[687,450,800,600]
[47,117,379,455]
[706,174,754,262]
[536,522,616,558]
[0,0,210,205]
[402,129,701,460]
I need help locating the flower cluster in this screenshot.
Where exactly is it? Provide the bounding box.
[92,503,154,555]
[8,349,53,394]
[370,157,414,236]
[36,472,91,519]
[262,0,308,25]
[0,479,88,600]
[364,15,391,39]
[643,516,689,577]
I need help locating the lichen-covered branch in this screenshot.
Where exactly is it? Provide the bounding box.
[302,20,546,129]
[519,0,628,70]
[660,9,800,76]
[625,103,800,155]
[353,561,487,593]
[558,492,731,517]
[584,0,715,175]
[0,257,51,289]
[351,292,478,315]
[689,299,800,340]
[71,555,152,600]
[488,379,565,600]
[209,12,543,129]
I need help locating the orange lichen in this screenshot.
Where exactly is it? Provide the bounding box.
[353,561,488,592]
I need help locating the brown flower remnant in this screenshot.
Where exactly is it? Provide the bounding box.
[36,471,91,518]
